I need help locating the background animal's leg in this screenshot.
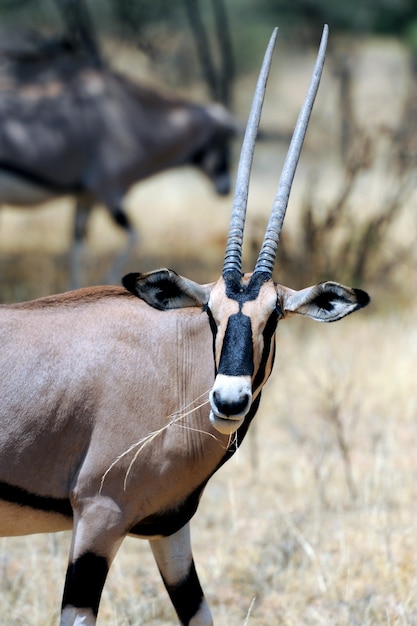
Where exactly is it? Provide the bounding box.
[60,510,124,626]
[70,194,93,290]
[150,523,213,626]
[105,204,138,285]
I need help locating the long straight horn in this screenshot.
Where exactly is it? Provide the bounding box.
[254,24,329,278]
[222,27,278,277]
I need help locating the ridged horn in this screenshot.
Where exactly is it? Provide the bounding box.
[222,27,278,277]
[254,24,328,278]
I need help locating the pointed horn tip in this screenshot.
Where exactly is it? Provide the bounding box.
[223,26,279,275]
[321,24,329,48]
[253,25,329,276]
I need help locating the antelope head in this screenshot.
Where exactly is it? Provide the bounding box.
[124,26,369,436]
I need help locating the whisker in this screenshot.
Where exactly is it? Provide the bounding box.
[173,422,228,446]
[100,389,215,492]
[123,397,229,489]
[168,398,210,424]
[99,428,166,493]
[166,390,211,423]
[230,430,239,454]
[123,428,168,490]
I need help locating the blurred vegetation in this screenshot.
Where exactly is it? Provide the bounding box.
[275,49,417,301]
[0,0,416,62]
[0,0,415,304]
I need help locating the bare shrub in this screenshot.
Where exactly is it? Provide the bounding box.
[274,45,416,299]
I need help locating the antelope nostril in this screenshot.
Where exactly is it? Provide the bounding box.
[212,390,250,417]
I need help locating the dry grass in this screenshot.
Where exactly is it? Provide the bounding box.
[0,35,416,625]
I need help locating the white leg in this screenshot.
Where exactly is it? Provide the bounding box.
[60,502,124,626]
[60,606,96,626]
[105,225,138,285]
[150,523,213,626]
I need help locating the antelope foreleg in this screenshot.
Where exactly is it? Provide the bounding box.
[105,218,138,284]
[150,523,213,626]
[70,194,94,289]
[60,501,125,626]
[60,552,108,626]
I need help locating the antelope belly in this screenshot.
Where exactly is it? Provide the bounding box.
[0,481,73,536]
[0,169,58,206]
[0,499,73,536]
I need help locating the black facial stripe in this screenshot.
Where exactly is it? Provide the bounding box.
[62,552,108,617]
[223,271,271,305]
[218,313,254,377]
[252,308,279,394]
[203,304,218,375]
[0,480,72,518]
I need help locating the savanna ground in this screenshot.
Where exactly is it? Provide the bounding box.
[0,34,416,625]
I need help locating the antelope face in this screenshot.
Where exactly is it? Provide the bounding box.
[191,102,239,196]
[191,133,232,196]
[203,26,329,433]
[206,273,280,435]
[124,266,369,438]
[123,25,370,438]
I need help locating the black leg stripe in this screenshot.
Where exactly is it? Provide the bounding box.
[62,552,108,617]
[165,561,204,626]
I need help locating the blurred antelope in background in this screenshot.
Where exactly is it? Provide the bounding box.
[0,26,369,625]
[0,0,238,287]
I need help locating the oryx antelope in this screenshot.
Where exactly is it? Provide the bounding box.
[0,26,369,626]
[0,35,237,286]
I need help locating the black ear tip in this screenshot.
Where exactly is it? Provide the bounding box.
[122,273,139,293]
[353,288,370,308]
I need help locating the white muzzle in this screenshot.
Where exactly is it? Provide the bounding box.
[209,374,252,435]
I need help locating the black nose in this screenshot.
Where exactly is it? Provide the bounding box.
[214,173,231,196]
[212,391,250,417]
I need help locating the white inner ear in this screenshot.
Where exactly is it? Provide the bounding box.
[280,285,318,314]
[176,277,213,307]
[136,272,213,310]
[281,283,362,322]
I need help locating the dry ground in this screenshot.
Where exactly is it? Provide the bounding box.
[0,36,416,625]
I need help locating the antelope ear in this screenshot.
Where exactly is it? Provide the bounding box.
[122,269,213,310]
[281,281,370,322]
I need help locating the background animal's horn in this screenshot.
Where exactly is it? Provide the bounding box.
[254,24,329,278]
[222,27,278,277]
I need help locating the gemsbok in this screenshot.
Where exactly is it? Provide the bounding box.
[0,26,369,626]
[0,34,238,286]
